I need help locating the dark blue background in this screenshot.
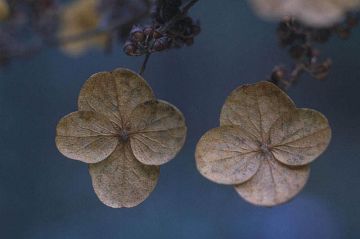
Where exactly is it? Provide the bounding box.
[0,1,359,238]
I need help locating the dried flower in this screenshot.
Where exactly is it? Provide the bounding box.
[195,81,331,206]
[56,68,187,208]
[250,0,360,27]
[57,0,107,56]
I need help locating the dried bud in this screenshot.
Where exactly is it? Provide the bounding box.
[310,59,332,80]
[346,16,359,28]
[152,37,170,52]
[184,37,194,46]
[153,30,163,39]
[143,26,154,36]
[191,24,201,36]
[270,66,286,84]
[123,41,137,56]
[130,26,145,42]
[337,28,351,39]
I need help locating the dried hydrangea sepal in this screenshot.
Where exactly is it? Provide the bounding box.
[220,81,296,140]
[235,153,310,207]
[269,108,332,166]
[78,68,155,126]
[89,144,160,208]
[130,100,187,166]
[195,126,261,185]
[55,111,118,163]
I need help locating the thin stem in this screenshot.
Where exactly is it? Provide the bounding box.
[182,0,199,14]
[138,0,199,75]
[139,53,151,75]
[160,0,199,32]
[284,63,305,89]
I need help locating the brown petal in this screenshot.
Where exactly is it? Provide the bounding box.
[130,100,187,165]
[269,108,332,166]
[78,68,155,127]
[56,111,118,163]
[89,144,160,208]
[235,153,310,206]
[220,81,296,141]
[195,126,261,185]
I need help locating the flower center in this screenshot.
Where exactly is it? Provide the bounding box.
[119,129,129,142]
[260,143,271,154]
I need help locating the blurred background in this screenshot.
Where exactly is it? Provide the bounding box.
[0,0,359,238]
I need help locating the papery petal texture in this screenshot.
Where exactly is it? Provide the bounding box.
[56,111,118,163]
[130,100,187,165]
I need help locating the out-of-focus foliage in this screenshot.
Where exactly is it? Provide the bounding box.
[0,0,153,65]
[250,0,360,27]
[0,0,9,21]
[58,0,107,56]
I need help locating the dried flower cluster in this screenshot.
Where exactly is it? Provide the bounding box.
[250,0,360,27]
[269,15,359,89]
[56,68,187,208]
[196,82,331,206]
[123,0,201,56]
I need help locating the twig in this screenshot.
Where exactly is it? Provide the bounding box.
[139,53,151,75]
[160,0,199,32]
[285,63,305,89]
[138,0,199,75]
[182,0,199,14]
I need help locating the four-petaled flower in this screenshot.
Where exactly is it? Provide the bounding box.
[56,68,187,208]
[195,81,331,206]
